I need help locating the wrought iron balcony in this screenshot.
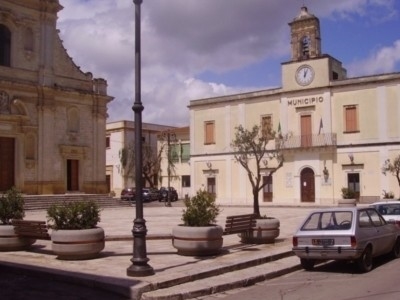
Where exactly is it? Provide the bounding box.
[276,133,337,150]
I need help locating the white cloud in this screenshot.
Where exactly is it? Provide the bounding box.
[348,40,400,76]
[57,0,398,126]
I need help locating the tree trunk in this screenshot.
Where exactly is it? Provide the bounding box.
[253,189,260,217]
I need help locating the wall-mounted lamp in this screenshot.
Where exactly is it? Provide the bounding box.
[348,153,354,164]
[262,159,268,167]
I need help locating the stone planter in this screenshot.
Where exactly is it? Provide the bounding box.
[0,225,35,251]
[240,218,280,244]
[338,199,357,207]
[172,225,223,256]
[51,227,105,260]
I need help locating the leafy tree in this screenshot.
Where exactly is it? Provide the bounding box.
[119,142,166,188]
[382,155,400,197]
[231,124,284,217]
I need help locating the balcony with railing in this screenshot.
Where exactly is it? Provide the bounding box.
[276,133,337,150]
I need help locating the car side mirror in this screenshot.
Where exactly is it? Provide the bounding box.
[387,219,396,225]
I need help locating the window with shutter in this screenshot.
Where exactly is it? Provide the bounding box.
[204,121,215,144]
[344,106,358,132]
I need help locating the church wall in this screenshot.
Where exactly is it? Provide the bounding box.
[0,1,112,195]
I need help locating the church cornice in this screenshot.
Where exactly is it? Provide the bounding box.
[3,0,63,14]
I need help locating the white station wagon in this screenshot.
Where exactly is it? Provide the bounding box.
[292,207,400,272]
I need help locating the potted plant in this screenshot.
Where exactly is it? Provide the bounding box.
[172,189,222,256]
[240,215,280,244]
[382,190,395,200]
[0,187,35,250]
[47,200,104,260]
[338,187,357,207]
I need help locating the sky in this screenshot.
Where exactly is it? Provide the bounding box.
[57,0,400,127]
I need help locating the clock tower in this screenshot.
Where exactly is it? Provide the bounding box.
[289,6,321,61]
[281,6,347,91]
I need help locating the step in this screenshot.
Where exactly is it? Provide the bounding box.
[140,255,301,300]
[22,194,131,210]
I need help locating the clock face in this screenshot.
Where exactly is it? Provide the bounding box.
[296,65,314,86]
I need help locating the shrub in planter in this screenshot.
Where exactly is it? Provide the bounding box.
[0,187,25,225]
[47,200,101,230]
[181,189,220,226]
[0,187,34,251]
[339,187,357,207]
[240,215,280,244]
[173,190,223,256]
[47,200,104,260]
[382,190,395,199]
[341,187,356,199]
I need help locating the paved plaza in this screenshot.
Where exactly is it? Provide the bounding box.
[0,203,325,299]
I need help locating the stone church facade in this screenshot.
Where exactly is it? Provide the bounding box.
[0,0,112,194]
[189,7,400,206]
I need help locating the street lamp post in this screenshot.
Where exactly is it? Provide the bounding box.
[162,130,176,207]
[127,0,154,277]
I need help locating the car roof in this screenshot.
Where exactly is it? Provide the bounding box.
[308,207,373,213]
[370,201,400,205]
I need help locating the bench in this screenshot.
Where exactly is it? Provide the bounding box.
[223,213,256,235]
[11,219,51,240]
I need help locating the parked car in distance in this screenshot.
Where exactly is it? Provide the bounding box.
[144,187,161,202]
[292,207,400,272]
[121,187,158,202]
[369,201,400,223]
[121,187,135,202]
[158,187,178,202]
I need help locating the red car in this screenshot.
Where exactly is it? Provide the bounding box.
[121,187,135,202]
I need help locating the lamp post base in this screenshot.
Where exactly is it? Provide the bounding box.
[127,263,154,277]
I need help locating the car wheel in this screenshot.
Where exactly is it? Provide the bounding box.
[300,258,315,271]
[391,238,400,258]
[357,246,373,273]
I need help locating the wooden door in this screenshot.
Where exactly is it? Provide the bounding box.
[263,175,273,202]
[207,177,216,198]
[0,137,14,191]
[67,159,79,191]
[106,175,111,193]
[301,168,315,202]
[301,115,312,147]
[348,173,360,201]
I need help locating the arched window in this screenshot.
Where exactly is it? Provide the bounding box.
[0,24,11,66]
[301,35,310,59]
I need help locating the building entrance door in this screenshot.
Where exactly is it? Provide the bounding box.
[301,167,315,202]
[207,177,216,198]
[67,159,79,191]
[0,137,15,191]
[263,175,273,202]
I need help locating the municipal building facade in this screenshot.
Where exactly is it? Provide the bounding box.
[189,7,400,206]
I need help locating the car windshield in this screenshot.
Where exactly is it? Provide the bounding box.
[301,211,353,230]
